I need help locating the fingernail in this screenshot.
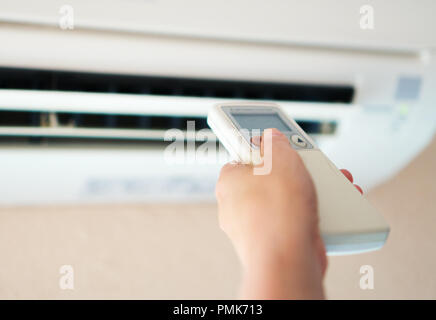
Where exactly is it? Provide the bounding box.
[251,136,262,146]
[267,128,284,137]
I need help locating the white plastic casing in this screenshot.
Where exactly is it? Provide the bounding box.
[208,102,389,255]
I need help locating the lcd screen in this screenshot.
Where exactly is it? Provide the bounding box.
[231,113,291,132]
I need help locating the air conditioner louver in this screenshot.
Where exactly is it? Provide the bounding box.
[0,67,354,103]
[0,67,343,143]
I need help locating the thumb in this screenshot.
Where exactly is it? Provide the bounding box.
[260,128,291,157]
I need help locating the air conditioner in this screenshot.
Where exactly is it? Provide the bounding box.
[0,0,435,205]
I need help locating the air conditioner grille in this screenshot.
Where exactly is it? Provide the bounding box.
[0,109,336,143]
[0,67,354,103]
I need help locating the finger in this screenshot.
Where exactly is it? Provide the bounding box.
[251,135,262,147]
[219,161,253,180]
[354,184,363,194]
[266,128,288,139]
[315,234,328,277]
[219,161,247,174]
[260,128,291,157]
[340,169,353,183]
[216,162,251,200]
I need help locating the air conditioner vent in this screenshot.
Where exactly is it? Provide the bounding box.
[0,109,336,142]
[0,67,354,104]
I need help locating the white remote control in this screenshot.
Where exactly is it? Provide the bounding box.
[208,102,389,255]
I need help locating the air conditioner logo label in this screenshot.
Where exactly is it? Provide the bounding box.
[83,177,215,198]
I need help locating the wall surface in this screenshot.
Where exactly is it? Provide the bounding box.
[0,135,435,299]
[325,134,436,299]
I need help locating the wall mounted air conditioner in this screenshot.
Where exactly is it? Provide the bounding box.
[0,0,435,205]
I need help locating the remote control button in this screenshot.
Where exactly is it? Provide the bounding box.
[291,134,307,148]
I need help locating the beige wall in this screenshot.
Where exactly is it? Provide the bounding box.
[325,134,436,299]
[0,203,240,299]
[0,135,435,299]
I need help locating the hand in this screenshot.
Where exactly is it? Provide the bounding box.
[215,128,362,299]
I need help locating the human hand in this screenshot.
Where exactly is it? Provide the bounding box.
[215,128,362,299]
